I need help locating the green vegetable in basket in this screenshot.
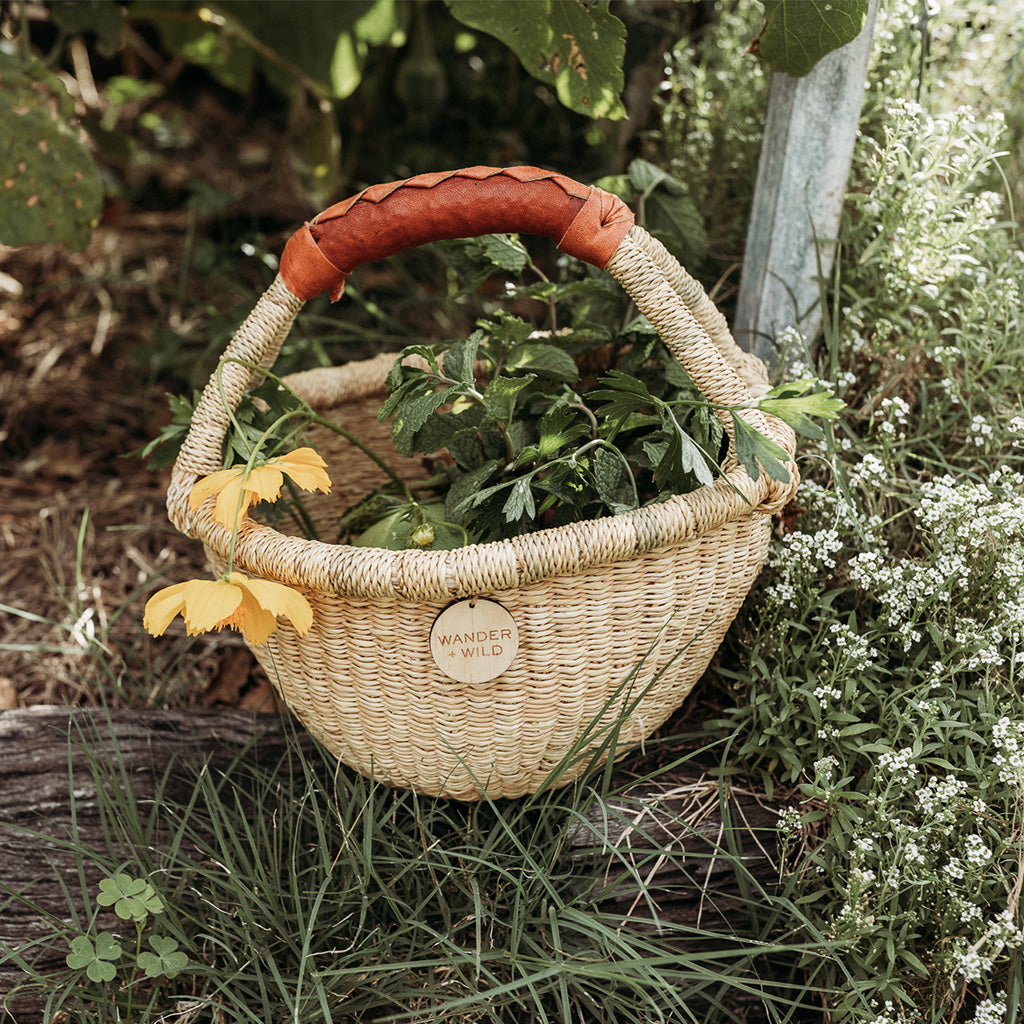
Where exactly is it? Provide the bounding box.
[351,499,468,551]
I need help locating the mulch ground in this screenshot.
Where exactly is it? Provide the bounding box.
[0,93,315,713]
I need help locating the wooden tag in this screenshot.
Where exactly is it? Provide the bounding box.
[429,598,519,684]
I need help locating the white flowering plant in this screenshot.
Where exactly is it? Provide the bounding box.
[706,2,1024,1019]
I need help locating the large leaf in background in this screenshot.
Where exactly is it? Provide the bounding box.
[140,0,401,99]
[755,0,870,78]
[445,0,626,120]
[0,56,103,250]
[50,0,125,58]
[211,0,388,99]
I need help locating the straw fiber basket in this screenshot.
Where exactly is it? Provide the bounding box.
[167,167,798,800]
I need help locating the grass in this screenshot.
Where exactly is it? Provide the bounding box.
[2,709,842,1023]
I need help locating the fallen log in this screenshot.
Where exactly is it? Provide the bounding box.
[0,706,785,1021]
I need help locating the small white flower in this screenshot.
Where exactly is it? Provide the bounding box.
[776,805,803,836]
[970,993,1008,1024]
[878,747,916,782]
[965,833,993,866]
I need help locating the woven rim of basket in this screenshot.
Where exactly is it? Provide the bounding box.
[167,226,798,603]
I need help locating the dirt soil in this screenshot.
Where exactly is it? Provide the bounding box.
[0,95,318,714]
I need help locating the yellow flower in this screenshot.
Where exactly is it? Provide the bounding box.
[189,447,331,530]
[144,572,313,645]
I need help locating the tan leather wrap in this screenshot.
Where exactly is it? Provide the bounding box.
[279,166,634,301]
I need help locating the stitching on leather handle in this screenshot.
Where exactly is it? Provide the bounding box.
[280,166,633,301]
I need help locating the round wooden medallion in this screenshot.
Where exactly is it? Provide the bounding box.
[429,598,519,684]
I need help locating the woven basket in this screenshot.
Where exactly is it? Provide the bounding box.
[167,167,797,800]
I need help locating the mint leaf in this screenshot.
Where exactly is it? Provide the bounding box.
[391,390,450,457]
[445,460,502,522]
[592,446,637,514]
[482,374,536,424]
[442,331,482,384]
[387,345,441,390]
[475,233,530,273]
[378,372,430,423]
[506,343,579,384]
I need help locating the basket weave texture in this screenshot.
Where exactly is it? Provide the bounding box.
[167,218,797,800]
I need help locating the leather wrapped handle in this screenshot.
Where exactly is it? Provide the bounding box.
[279,166,635,301]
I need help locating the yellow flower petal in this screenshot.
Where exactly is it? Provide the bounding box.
[271,447,332,494]
[181,578,243,634]
[233,597,278,645]
[143,582,190,636]
[230,572,314,636]
[189,468,243,512]
[241,464,285,505]
[212,476,253,531]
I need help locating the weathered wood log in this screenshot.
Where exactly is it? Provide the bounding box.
[0,707,785,1020]
[0,706,314,1021]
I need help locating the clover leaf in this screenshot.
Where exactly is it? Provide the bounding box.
[96,873,164,921]
[136,934,190,979]
[66,933,123,983]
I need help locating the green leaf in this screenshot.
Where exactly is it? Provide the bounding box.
[502,476,536,523]
[0,56,104,250]
[410,412,456,457]
[445,0,626,119]
[755,0,870,78]
[379,373,427,423]
[134,0,256,94]
[474,233,530,273]
[442,332,482,384]
[133,390,200,469]
[66,934,123,983]
[478,311,535,348]
[482,374,535,424]
[506,343,579,384]
[627,159,670,200]
[652,426,715,491]
[391,390,450,456]
[756,378,846,439]
[536,403,589,458]
[388,345,441,387]
[592,445,637,514]
[624,160,707,265]
[209,0,386,99]
[646,190,708,267]
[137,935,190,979]
[731,414,792,483]
[446,459,502,522]
[96,874,163,922]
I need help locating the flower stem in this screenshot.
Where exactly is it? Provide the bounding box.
[221,358,415,503]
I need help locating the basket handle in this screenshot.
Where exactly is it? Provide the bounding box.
[169,167,796,537]
[279,166,634,301]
